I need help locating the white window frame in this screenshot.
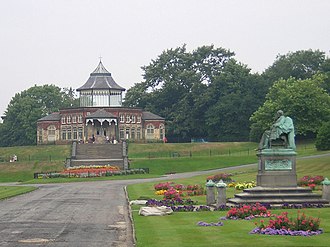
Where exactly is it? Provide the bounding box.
[126,115,131,123]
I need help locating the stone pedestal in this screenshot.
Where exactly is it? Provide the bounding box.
[216,187,226,207]
[257,149,297,187]
[322,178,330,201]
[206,180,216,205]
[322,185,330,201]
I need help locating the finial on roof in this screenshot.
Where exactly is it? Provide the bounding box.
[99,55,102,62]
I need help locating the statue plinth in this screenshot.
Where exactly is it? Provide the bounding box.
[257,148,297,187]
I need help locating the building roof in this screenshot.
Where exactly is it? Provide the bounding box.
[85,109,116,119]
[76,61,125,91]
[37,112,61,122]
[142,111,164,120]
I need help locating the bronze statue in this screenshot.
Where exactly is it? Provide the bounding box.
[258,110,296,150]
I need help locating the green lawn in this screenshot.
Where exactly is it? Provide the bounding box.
[0,186,37,200]
[128,155,330,246]
[133,209,330,247]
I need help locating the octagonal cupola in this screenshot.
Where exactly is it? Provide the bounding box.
[77,60,126,107]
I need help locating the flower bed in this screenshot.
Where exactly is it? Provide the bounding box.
[251,211,323,236]
[62,165,120,177]
[222,204,323,237]
[206,173,233,183]
[154,182,205,198]
[35,166,147,179]
[227,181,256,190]
[197,221,224,227]
[226,203,271,220]
[298,175,324,190]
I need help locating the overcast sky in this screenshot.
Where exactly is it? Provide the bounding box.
[1,0,329,116]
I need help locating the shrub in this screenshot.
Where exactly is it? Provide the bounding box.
[206,173,233,183]
[315,121,330,150]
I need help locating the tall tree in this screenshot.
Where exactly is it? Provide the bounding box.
[205,59,266,141]
[250,74,330,141]
[124,45,236,140]
[262,49,327,83]
[124,45,267,141]
[0,84,78,146]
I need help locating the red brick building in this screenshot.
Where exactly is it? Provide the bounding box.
[37,61,165,144]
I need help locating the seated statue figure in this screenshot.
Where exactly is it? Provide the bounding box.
[258,110,296,150]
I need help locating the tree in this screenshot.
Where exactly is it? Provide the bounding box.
[315,121,330,150]
[263,49,327,83]
[0,84,78,146]
[205,59,267,141]
[124,45,236,141]
[250,74,330,141]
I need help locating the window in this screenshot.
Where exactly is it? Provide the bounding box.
[147,124,154,134]
[62,127,67,140]
[72,116,77,123]
[131,128,135,139]
[73,127,78,140]
[131,115,136,123]
[78,127,83,140]
[67,116,71,124]
[38,129,43,143]
[137,128,141,140]
[119,128,125,139]
[137,116,141,123]
[159,124,165,140]
[146,124,154,139]
[120,114,125,123]
[126,115,131,123]
[78,115,83,123]
[48,125,56,136]
[61,117,66,124]
[126,128,130,139]
[67,127,72,140]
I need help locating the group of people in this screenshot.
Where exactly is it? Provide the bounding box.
[105,135,118,144]
[80,134,118,144]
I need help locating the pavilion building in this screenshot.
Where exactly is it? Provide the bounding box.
[37,61,165,144]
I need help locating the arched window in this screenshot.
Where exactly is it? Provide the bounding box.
[47,125,56,142]
[48,125,56,136]
[146,124,154,139]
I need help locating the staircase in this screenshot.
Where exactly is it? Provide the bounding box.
[67,141,128,169]
[227,186,329,206]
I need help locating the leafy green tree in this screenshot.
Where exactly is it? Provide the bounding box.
[205,59,266,141]
[0,84,78,146]
[263,49,327,83]
[315,121,330,150]
[250,74,330,141]
[124,45,236,140]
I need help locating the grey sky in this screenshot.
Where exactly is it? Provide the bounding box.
[1,0,329,116]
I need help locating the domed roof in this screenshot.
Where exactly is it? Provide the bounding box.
[76,61,125,91]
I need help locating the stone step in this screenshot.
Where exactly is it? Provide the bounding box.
[75,143,123,159]
[227,186,329,206]
[243,186,312,194]
[227,197,328,205]
[234,192,322,199]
